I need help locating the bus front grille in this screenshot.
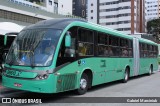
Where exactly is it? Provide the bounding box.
[56,73,77,92]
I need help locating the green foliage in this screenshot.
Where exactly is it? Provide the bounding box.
[147,18,160,42]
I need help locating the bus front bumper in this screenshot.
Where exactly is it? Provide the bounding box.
[2,75,57,93]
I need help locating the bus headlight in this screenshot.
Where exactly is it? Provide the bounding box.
[36,74,48,80]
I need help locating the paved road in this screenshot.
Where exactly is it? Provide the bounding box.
[0,71,160,106]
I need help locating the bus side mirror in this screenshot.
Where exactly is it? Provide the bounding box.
[65,33,71,47]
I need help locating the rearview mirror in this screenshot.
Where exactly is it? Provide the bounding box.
[65,32,71,47]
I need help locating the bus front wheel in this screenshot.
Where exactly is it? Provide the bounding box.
[122,68,129,83]
[76,73,89,95]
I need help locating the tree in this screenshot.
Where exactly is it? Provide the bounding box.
[147,18,160,43]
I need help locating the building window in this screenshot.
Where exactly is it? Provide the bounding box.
[91,10,93,13]
[54,2,58,7]
[82,10,85,17]
[49,0,52,5]
[91,3,93,6]
[91,17,93,19]
[82,0,85,5]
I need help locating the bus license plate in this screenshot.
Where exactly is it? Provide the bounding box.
[6,70,21,77]
[14,83,22,87]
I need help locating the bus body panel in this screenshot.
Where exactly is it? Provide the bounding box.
[2,74,56,93]
[55,58,134,88]
[133,37,140,76]
[139,58,158,75]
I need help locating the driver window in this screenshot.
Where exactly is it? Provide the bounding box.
[56,27,78,67]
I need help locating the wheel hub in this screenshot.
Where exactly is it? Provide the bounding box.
[80,79,87,89]
[125,72,128,80]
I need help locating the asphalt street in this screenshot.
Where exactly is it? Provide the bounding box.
[0,71,160,106]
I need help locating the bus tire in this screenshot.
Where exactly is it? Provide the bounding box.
[76,73,89,95]
[148,65,153,76]
[122,68,129,83]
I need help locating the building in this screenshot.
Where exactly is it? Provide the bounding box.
[158,0,160,17]
[58,0,72,15]
[0,0,73,27]
[88,0,146,34]
[87,0,98,23]
[25,0,72,15]
[145,0,159,21]
[73,0,87,19]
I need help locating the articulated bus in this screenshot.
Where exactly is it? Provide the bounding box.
[2,19,158,94]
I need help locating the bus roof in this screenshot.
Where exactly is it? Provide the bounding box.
[138,37,157,45]
[23,18,157,45]
[23,18,86,30]
[23,18,133,39]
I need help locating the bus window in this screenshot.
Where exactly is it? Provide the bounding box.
[78,28,94,56]
[128,40,133,57]
[5,29,61,66]
[149,45,153,57]
[97,32,108,56]
[109,36,119,56]
[109,36,119,46]
[120,38,129,57]
[56,27,77,67]
[0,35,4,64]
[98,33,108,45]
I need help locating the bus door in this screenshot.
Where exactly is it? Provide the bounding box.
[133,37,140,76]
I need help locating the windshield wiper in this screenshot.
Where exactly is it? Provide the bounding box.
[29,46,35,68]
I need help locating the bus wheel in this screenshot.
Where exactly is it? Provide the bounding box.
[122,68,129,83]
[148,66,153,76]
[76,73,89,95]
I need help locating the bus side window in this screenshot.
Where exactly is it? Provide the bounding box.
[78,42,87,56]
[78,28,94,57]
[56,27,78,67]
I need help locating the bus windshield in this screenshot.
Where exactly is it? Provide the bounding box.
[6,29,61,67]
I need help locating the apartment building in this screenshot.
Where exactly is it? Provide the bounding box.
[158,0,160,17]
[72,0,87,19]
[88,0,145,34]
[146,0,159,21]
[0,0,73,27]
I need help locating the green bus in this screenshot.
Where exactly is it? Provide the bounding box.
[2,19,158,94]
[158,44,160,64]
[0,32,18,76]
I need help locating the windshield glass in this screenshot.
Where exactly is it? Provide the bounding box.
[6,29,61,66]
